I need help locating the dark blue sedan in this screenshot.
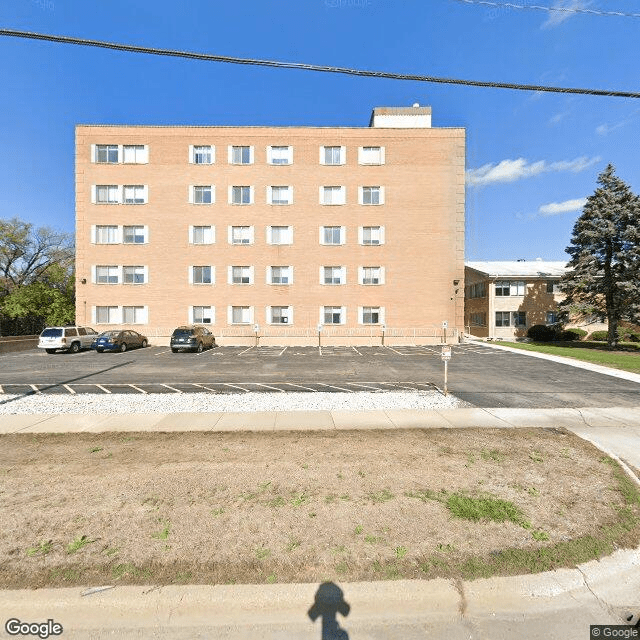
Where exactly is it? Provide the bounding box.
[91,330,148,353]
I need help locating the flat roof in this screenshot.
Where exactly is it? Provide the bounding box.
[465,261,567,278]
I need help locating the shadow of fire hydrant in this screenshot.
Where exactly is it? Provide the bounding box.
[308,582,350,640]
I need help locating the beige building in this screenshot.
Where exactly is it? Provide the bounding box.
[464,261,567,339]
[75,106,465,345]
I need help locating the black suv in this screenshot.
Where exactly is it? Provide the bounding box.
[170,326,217,353]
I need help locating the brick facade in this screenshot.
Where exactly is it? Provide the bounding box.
[75,108,465,345]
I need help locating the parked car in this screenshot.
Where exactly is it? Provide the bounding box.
[170,326,216,352]
[38,326,99,354]
[91,330,148,353]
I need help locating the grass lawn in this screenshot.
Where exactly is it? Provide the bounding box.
[496,341,640,374]
[1,429,639,588]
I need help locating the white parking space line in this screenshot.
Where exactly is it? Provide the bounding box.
[155,350,171,356]
[63,384,76,395]
[29,384,41,394]
[237,346,255,355]
[317,382,354,393]
[160,383,183,393]
[129,384,147,394]
[192,383,218,391]
[225,383,251,392]
[278,346,288,356]
[95,384,111,394]
[255,383,285,392]
[285,383,318,392]
[318,346,323,356]
[349,382,383,391]
[351,346,363,355]
[378,382,419,391]
[383,346,406,356]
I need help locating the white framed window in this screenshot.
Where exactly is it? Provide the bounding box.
[267,146,293,165]
[95,265,119,284]
[268,266,292,285]
[95,306,119,324]
[513,311,527,327]
[320,146,346,165]
[229,145,254,165]
[359,266,384,285]
[190,185,214,204]
[123,185,148,204]
[123,225,147,244]
[190,265,214,285]
[190,145,214,164]
[123,266,146,284]
[359,186,384,205]
[268,306,292,325]
[359,226,385,246]
[229,185,253,205]
[267,185,293,205]
[546,311,558,325]
[189,225,215,245]
[320,186,346,205]
[229,226,253,245]
[320,226,345,245]
[94,185,120,204]
[495,311,511,327]
[360,306,384,325]
[267,225,293,245]
[94,225,120,244]
[95,145,119,164]
[546,280,561,294]
[229,266,253,285]
[495,281,526,296]
[229,306,252,324]
[123,145,148,164]
[358,146,385,165]
[122,306,147,324]
[322,306,345,325]
[191,306,214,324]
[322,266,345,285]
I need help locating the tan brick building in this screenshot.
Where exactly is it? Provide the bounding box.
[464,261,567,339]
[75,106,465,345]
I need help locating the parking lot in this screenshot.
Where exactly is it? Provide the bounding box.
[1,343,639,408]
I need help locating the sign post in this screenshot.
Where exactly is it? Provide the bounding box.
[442,320,448,344]
[381,323,386,347]
[253,323,260,347]
[441,345,452,396]
[317,323,323,348]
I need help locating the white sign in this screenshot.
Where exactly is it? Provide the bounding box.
[253,324,259,332]
[317,323,323,332]
[442,320,448,329]
[441,345,452,361]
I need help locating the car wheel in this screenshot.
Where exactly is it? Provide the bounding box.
[96,349,104,353]
[68,342,80,354]
[141,339,148,348]
[171,348,178,353]
[120,343,127,352]
[196,342,204,353]
[45,349,56,354]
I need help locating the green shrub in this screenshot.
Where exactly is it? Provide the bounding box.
[558,328,587,341]
[589,331,609,341]
[527,325,556,342]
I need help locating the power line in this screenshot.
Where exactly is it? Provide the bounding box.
[450,0,640,19]
[1,28,639,99]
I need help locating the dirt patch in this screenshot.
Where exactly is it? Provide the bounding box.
[1,428,638,588]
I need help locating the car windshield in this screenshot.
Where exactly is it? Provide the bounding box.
[40,328,62,338]
[172,329,194,337]
[100,331,121,338]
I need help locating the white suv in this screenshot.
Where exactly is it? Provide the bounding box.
[38,326,98,354]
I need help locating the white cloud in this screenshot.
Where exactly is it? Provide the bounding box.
[539,198,587,216]
[466,156,600,187]
[596,110,640,136]
[541,0,592,29]
[549,111,569,125]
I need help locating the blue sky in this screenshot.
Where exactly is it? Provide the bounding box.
[0,0,638,261]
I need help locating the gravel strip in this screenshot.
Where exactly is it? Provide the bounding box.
[0,391,467,414]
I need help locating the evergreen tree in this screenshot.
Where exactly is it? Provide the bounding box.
[560,164,640,347]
